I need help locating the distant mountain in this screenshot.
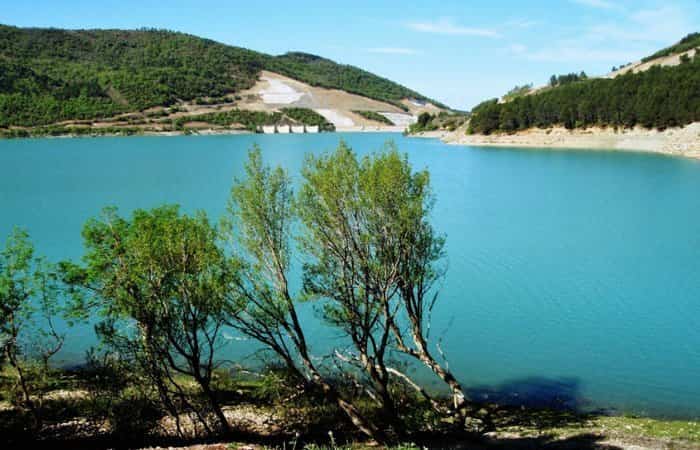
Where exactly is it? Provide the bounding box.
[0,25,443,131]
[468,33,700,135]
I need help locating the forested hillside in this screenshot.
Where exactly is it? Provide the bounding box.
[469,44,700,135]
[0,25,432,128]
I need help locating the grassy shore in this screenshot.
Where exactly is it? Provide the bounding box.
[1,365,698,450]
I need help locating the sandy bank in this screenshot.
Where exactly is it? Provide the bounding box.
[410,130,452,139]
[335,125,406,133]
[437,123,700,159]
[18,127,407,140]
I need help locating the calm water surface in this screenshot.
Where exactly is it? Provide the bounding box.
[1,133,699,418]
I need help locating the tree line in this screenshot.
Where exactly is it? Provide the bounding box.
[407,112,468,134]
[352,110,395,125]
[468,51,700,134]
[0,142,486,444]
[549,72,587,87]
[171,108,334,132]
[641,32,700,62]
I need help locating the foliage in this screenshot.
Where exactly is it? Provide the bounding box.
[407,112,438,133]
[502,84,533,102]
[281,107,335,130]
[0,26,262,127]
[223,147,385,441]
[468,55,700,134]
[549,72,587,87]
[611,62,633,72]
[642,32,700,62]
[437,112,469,131]
[0,228,65,427]
[0,125,148,138]
[299,143,407,435]
[222,146,301,366]
[224,143,472,440]
[297,142,467,436]
[80,349,163,439]
[352,110,394,125]
[172,109,283,131]
[63,205,236,434]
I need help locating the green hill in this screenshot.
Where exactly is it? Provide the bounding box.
[468,36,700,135]
[0,25,435,128]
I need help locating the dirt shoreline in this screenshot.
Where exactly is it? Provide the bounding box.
[412,123,700,160]
[2,127,410,140]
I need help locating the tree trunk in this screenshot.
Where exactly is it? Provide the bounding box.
[307,367,390,444]
[6,346,41,430]
[408,327,494,431]
[198,377,231,434]
[412,326,467,411]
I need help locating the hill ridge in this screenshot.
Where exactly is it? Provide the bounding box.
[0,24,444,132]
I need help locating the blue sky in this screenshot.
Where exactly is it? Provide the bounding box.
[2,0,699,109]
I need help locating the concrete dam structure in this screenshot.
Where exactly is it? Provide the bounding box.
[260,124,321,134]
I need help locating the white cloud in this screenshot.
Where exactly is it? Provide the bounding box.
[367,47,420,55]
[407,18,500,38]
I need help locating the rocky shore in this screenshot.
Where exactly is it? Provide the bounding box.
[414,123,700,160]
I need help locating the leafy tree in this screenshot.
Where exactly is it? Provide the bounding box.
[549,72,587,87]
[297,142,480,435]
[222,146,385,442]
[63,206,234,435]
[417,112,432,127]
[367,150,477,425]
[298,143,405,435]
[408,112,439,133]
[0,228,65,428]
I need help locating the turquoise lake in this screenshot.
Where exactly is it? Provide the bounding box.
[1,132,699,419]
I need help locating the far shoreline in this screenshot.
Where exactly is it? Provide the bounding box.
[410,123,700,160]
[0,126,408,141]
[6,125,700,164]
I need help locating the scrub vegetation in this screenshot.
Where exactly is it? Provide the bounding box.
[352,110,395,125]
[407,111,468,134]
